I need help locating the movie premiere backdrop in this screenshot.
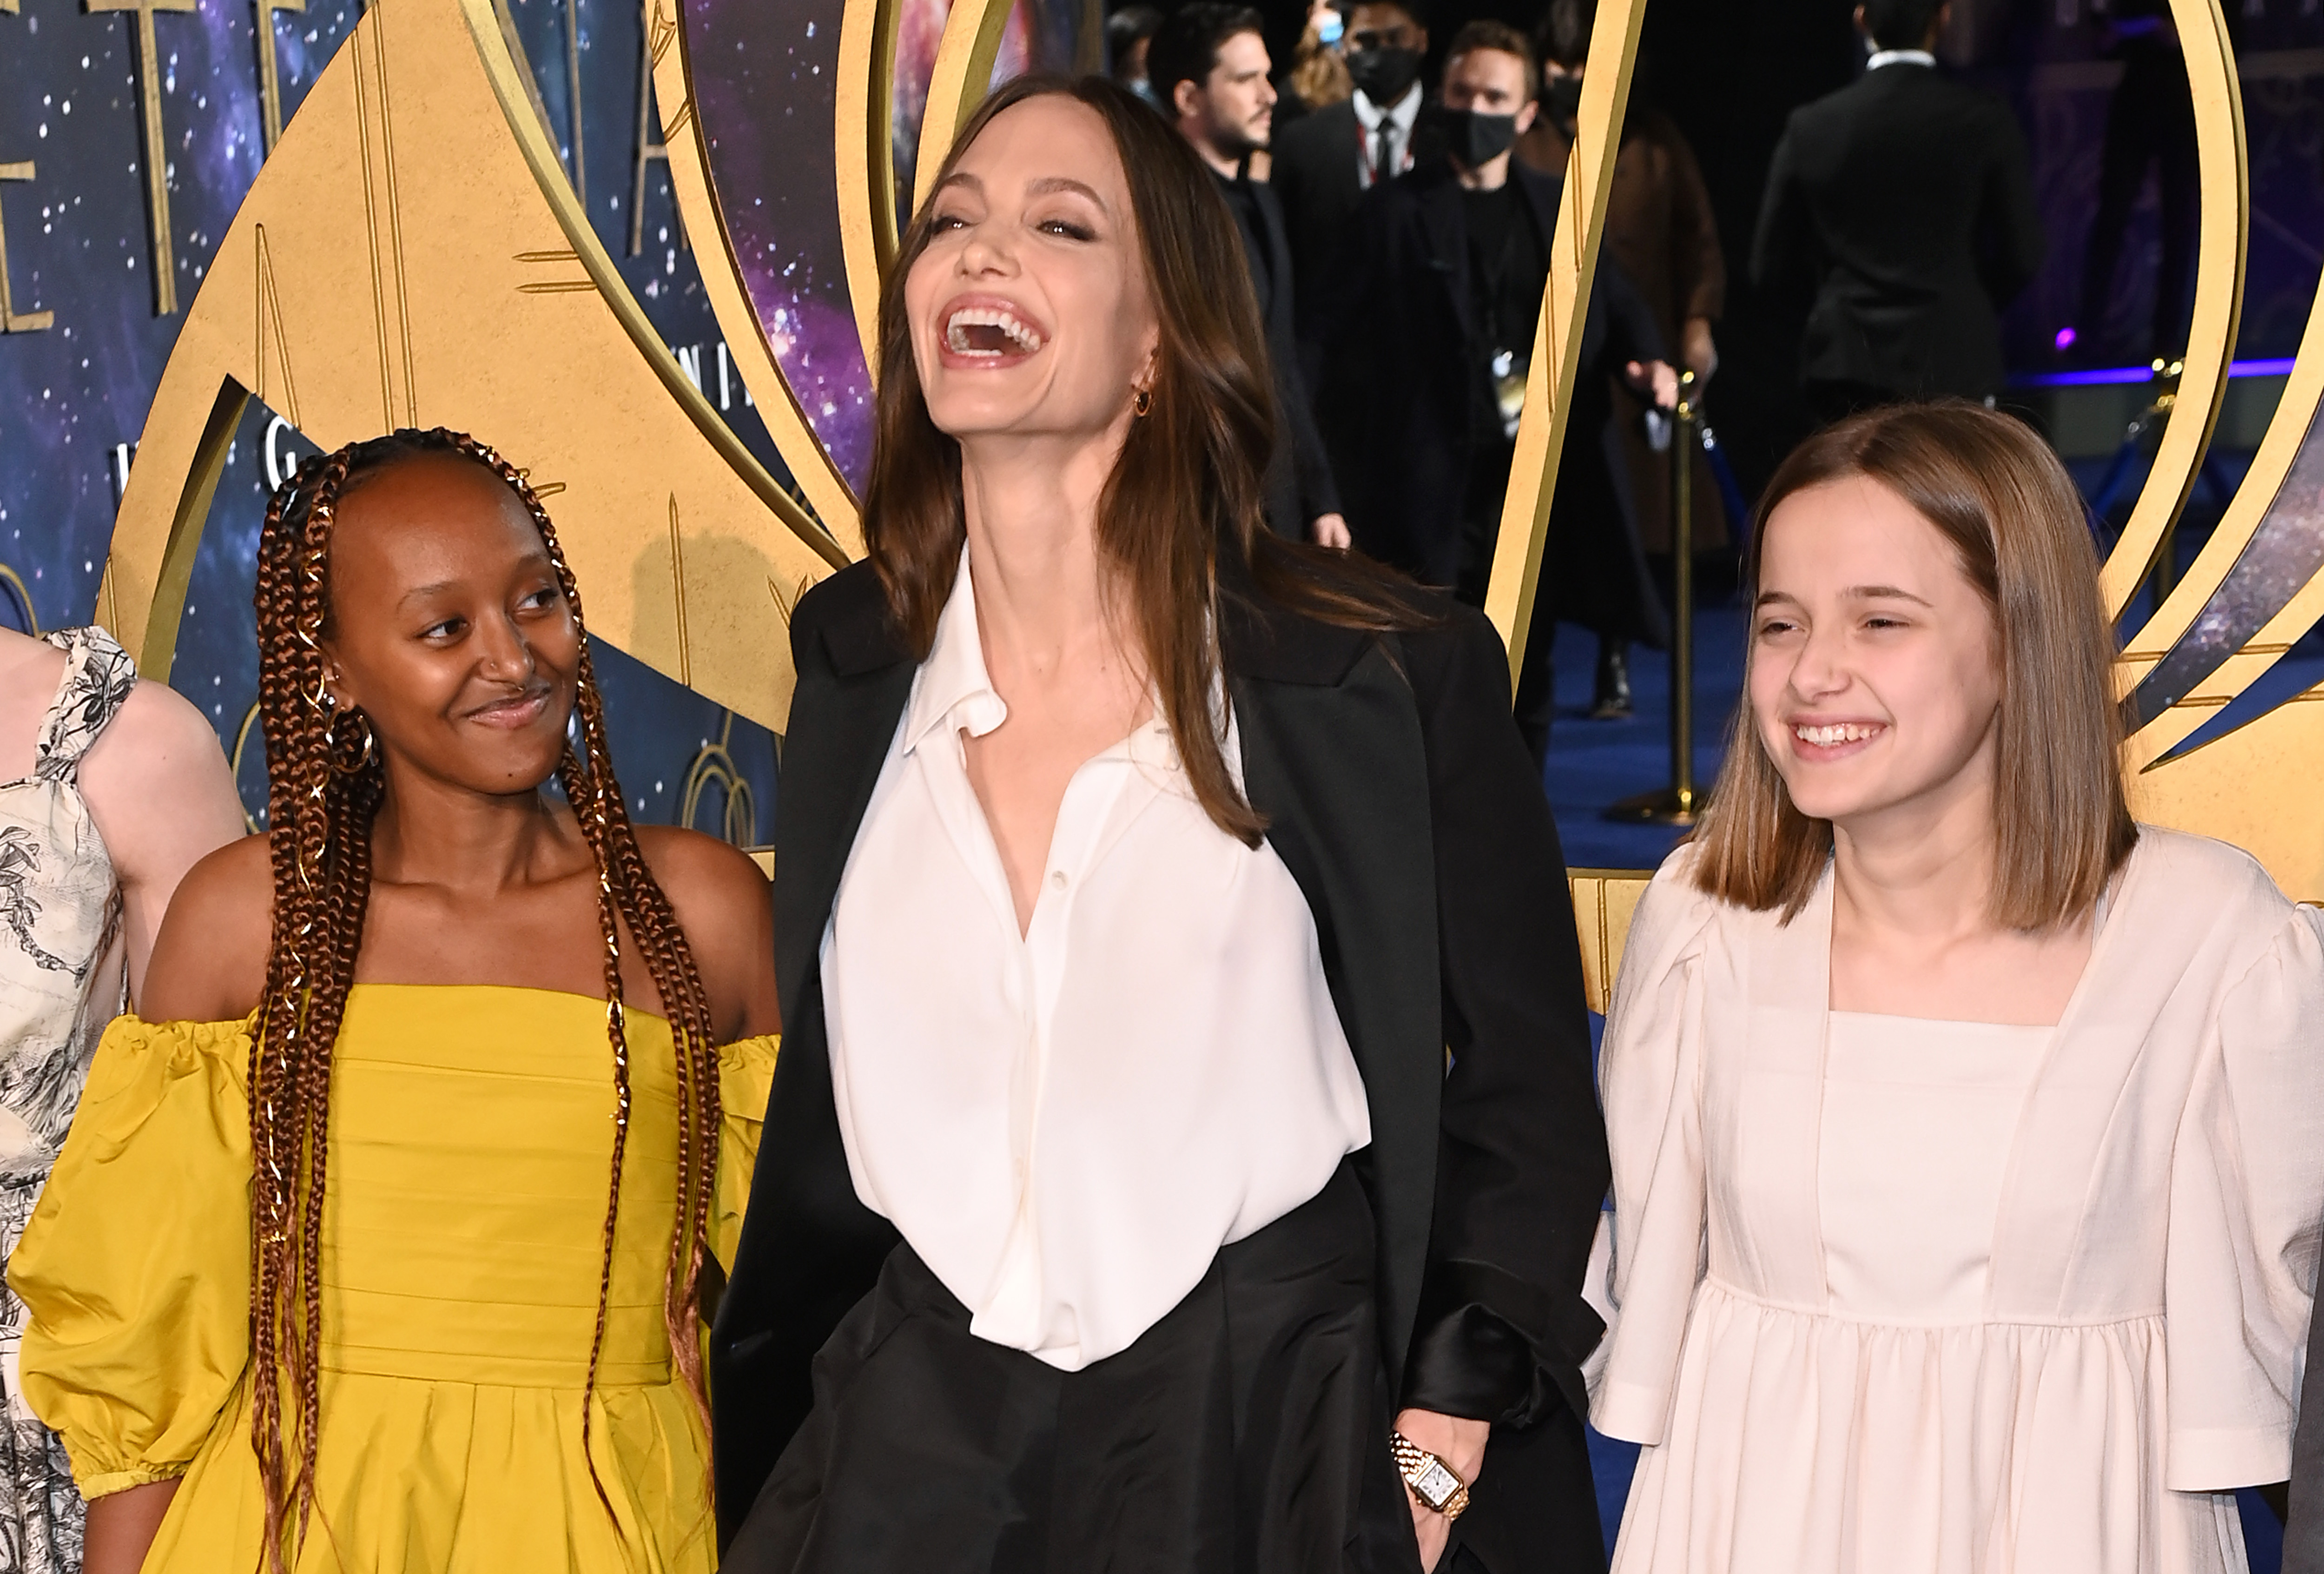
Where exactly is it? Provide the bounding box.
[0,0,1074,837]
[0,0,2320,845]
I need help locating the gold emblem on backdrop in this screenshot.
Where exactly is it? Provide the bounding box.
[90,0,2324,1002]
[97,0,848,731]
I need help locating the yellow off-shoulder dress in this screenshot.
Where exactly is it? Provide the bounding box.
[7,984,778,1573]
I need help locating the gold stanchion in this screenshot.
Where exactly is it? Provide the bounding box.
[1610,369,1704,827]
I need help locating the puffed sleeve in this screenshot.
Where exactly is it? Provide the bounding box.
[712,1034,779,1273]
[2163,904,2324,1491]
[9,1015,252,1498]
[1589,852,1719,1447]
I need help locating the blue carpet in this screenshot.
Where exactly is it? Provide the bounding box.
[1541,608,1748,874]
[1547,600,2303,1569]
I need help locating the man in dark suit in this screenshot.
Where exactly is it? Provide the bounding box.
[1272,0,1430,323]
[1752,0,2043,422]
[1320,20,1670,766]
[1272,0,1429,501]
[1150,3,1349,547]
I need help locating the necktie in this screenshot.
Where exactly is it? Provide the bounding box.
[1371,120,1396,186]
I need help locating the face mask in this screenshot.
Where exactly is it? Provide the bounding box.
[1543,73,1583,125]
[1316,9,1344,46]
[1421,103,1520,168]
[1346,45,1422,107]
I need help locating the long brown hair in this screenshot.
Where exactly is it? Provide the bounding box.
[863,73,1422,845]
[1690,401,2137,927]
[248,430,723,1564]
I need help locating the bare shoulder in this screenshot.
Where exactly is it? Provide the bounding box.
[78,674,240,813]
[140,832,274,1022]
[633,825,778,1038]
[0,628,63,696]
[634,824,771,918]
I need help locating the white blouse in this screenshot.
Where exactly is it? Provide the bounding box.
[819,553,1372,1372]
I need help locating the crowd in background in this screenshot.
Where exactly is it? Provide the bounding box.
[1094,0,2204,764]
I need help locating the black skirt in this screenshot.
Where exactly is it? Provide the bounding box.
[722,1164,1429,1574]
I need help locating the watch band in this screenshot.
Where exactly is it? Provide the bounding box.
[1389,1430,1472,1521]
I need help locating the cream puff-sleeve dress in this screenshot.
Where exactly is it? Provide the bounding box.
[1589,828,2324,1574]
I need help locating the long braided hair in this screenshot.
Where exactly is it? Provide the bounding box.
[248,429,724,1565]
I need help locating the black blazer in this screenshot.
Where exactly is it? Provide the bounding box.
[1751,61,2043,401]
[1271,97,1367,347]
[711,556,1613,1566]
[1218,170,1343,535]
[1313,158,1664,587]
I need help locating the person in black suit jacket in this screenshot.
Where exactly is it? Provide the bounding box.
[1273,0,1431,507]
[1150,2,1349,547]
[1752,0,2043,420]
[712,73,1611,1574]
[1271,0,1431,334]
[1314,22,1672,767]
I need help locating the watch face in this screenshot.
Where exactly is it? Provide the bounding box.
[1414,1458,1461,1508]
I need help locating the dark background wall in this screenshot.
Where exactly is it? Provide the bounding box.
[1235,0,2320,503]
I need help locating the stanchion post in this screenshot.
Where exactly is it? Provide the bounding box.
[1669,370,1697,813]
[1609,369,1704,826]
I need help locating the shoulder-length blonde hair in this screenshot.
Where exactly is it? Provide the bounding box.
[1690,401,2137,929]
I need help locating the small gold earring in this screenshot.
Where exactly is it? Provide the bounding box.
[1132,385,1154,417]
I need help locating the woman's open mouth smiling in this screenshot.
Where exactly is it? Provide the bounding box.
[938,296,1049,365]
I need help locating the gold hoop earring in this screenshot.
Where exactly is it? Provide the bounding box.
[325,707,376,774]
[1132,386,1153,418]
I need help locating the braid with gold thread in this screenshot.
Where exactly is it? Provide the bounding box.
[246,430,724,1568]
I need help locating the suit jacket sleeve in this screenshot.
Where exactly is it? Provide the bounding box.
[1589,252,1668,381]
[1397,604,1611,1429]
[1281,330,1342,522]
[1975,101,2045,309]
[1751,117,1809,298]
[1257,182,1342,524]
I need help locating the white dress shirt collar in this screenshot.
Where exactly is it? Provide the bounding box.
[901,549,1010,754]
[902,547,1179,774]
[1352,80,1422,135]
[1865,48,1936,70]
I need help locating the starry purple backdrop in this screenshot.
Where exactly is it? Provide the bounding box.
[686,0,877,487]
[0,0,787,837]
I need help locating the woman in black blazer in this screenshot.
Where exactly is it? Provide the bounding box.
[712,72,1611,1574]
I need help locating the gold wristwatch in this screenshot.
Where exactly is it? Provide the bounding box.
[1390,1431,1472,1521]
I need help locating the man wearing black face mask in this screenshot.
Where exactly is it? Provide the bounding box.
[1319,20,1673,770]
[1274,0,1429,295]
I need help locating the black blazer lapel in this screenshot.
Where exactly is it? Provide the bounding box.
[714,562,913,1545]
[1223,592,1443,1396]
[771,589,917,1021]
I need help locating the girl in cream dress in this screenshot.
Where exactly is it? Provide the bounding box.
[1590,404,2324,1574]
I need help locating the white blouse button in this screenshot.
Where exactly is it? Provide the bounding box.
[1049,870,1069,891]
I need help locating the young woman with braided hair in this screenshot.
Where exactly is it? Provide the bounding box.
[10,429,780,1574]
